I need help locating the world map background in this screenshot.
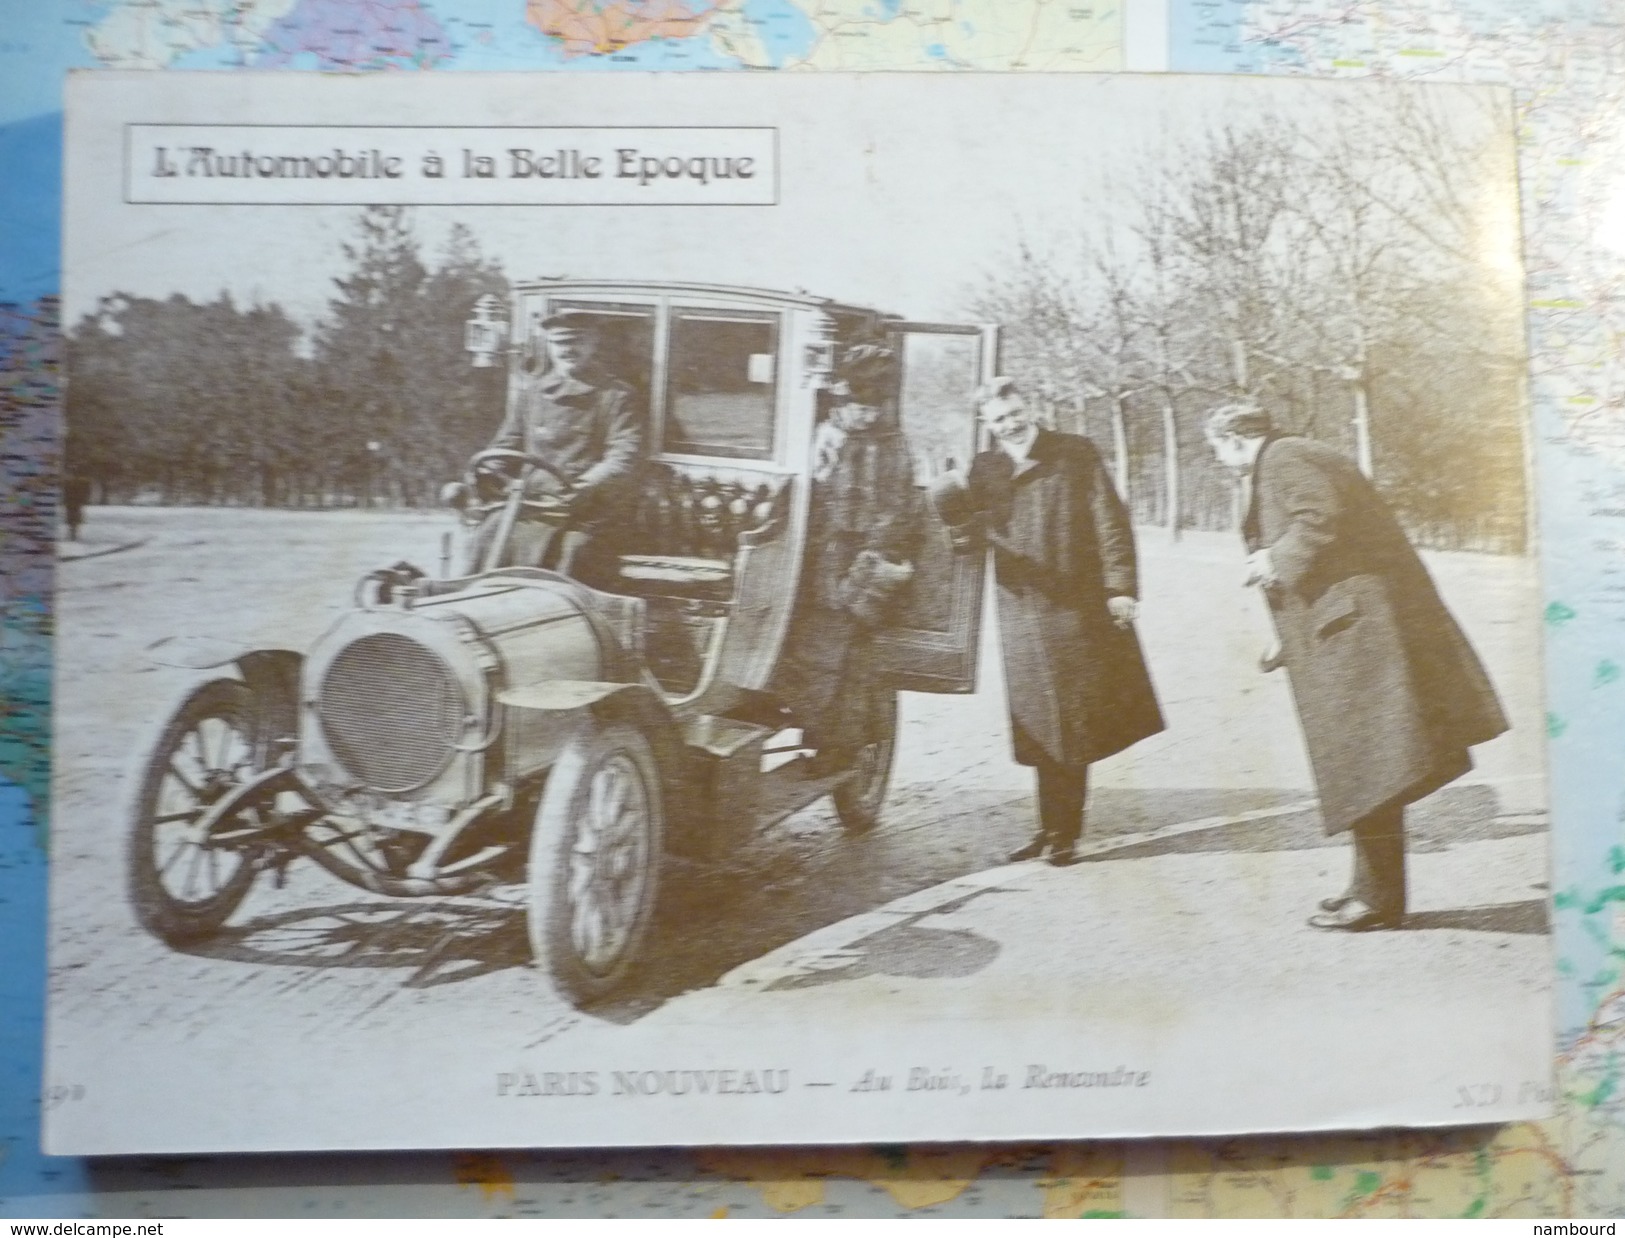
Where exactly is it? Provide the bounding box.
[1,0,1622,1217]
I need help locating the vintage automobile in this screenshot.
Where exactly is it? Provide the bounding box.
[128,279,998,1006]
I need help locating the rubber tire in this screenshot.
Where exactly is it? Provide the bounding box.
[832,687,899,834]
[528,721,665,1007]
[128,678,260,944]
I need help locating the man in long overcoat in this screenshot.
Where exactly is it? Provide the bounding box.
[937,377,1164,865]
[1204,402,1509,930]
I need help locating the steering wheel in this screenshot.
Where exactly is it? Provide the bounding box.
[451,448,585,573]
[468,445,575,510]
[467,446,572,489]
[455,447,578,538]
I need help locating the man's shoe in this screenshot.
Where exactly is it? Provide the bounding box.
[1308,900,1402,932]
[1047,844,1080,867]
[1007,837,1049,862]
[1318,891,1355,913]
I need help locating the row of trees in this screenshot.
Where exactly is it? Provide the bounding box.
[68,92,1529,555]
[969,88,1530,553]
[66,208,506,507]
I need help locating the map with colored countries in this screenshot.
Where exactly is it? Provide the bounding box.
[528,0,716,56]
[706,0,1123,70]
[1163,1126,1598,1218]
[56,0,1122,75]
[83,0,448,69]
[695,1145,1129,1216]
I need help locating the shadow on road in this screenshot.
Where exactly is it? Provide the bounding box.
[1402,899,1551,935]
[763,924,1003,992]
[179,781,1548,1020]
[1097,783,1537,861]
[196,900,529,989]
[763,886,1013,993]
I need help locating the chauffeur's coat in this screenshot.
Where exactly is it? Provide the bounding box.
[490,364,644,507]
[467,364,644,573]
[1245,434,1509,834]
[963,429,1164,772]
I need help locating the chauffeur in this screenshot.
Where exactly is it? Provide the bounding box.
[467,309,645,572]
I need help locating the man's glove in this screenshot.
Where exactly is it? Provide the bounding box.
[523,477,579,519]
[471,458,513,502]
[1244,548,1279,589]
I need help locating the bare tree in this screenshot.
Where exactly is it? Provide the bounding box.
[966,235,1096,434]
[965,89,1527,552]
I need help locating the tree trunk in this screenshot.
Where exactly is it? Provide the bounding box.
[1161,395,1180,541]
[1351,378,1374,479]
[1228,337,1249,532]
[1110,393,1130,501]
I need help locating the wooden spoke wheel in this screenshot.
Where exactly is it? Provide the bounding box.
[128,679,263,944]
[528,722,665,1005]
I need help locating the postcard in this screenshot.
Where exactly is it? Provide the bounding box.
[46,69,1552,1153]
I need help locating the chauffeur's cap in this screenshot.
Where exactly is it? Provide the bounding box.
[538,308,602,337]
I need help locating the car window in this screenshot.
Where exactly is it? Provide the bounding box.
[896,329,982,479]
[664,309,778,460]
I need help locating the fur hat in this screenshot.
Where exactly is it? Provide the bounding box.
[830,343,898,407]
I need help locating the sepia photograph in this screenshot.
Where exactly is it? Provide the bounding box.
[46,70,1551,1154]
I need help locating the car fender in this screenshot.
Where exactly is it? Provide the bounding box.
[144,638,302,763]
[499,680,695,845]
[233,649,303,758]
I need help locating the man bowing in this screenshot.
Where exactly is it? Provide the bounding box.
[1203,401,1509,931]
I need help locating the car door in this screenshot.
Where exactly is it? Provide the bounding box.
[870,321,999,693]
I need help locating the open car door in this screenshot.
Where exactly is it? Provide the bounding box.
[871,321,999,693]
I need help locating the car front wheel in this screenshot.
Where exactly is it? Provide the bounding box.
[527,721,665,1006]
[128,678,262,944]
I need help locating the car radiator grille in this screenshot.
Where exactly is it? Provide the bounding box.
[318,633,468,792]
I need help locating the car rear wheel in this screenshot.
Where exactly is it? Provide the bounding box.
[128,678,262,944]
[528,721,664,1006]
[832,687,898,834]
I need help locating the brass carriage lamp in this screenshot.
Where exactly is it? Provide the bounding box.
[464,293,509,368]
